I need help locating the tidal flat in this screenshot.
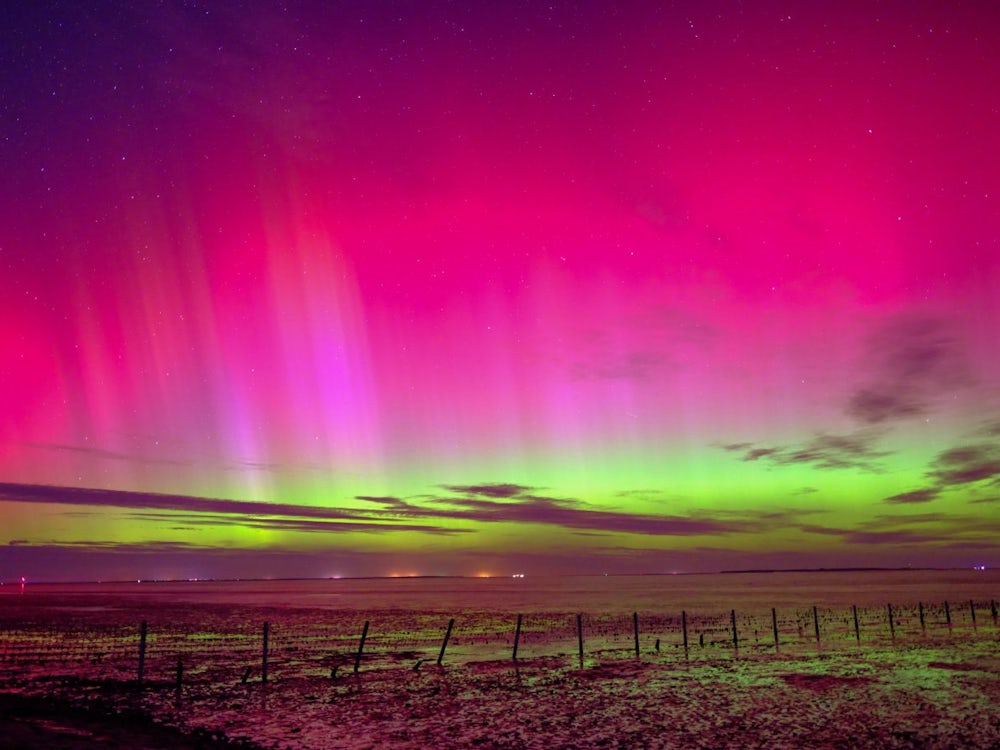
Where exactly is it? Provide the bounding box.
[2,572,998,748]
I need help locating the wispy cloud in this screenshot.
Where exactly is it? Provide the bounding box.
[124,511,466,536]
[846,315,971,424]
[438,483,535,499]
[883,488,940,505]
[928,444,1000,486]
[802,510,1000,545]
[975,418,1000,438]
[21,441,193,467]
[0,480,785,543]
[878,434,1000,505]
[720,429,888,472]
[0,482,370,520]
[569,305,716,381]
[0,482,459,536]
[364,486,744,537]
[376,486,828,538]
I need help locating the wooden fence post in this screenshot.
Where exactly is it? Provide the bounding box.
[812,606,820,644]
[577,614,584,667]
[771,607,779,651]
[633,612,640,659]
[437,618,454,665]
[681,610,689,658]
[512,614,523,661]
[137,620,148,686]
[852,605,860,643]
[919,602,926,634]
[261,621,270,685]
[944,601,952,629]
[175,657,183,692]
[730,609,738,653]
[991,599,997,626]
[887,604,895,641]
[970,600,977,630]
[354,620,369,674]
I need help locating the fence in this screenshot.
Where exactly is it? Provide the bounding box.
[1,598,997,690]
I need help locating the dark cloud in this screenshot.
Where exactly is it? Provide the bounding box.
[846,388,925,424]
[0,482,376,521]
[723,430,888,472]
[975,418,1000,438]
[124,511,465,536]
[928,444,1000,486]
[0,482,461,536]
[0,481,779,543]
[799,524,942,545]
[358,487,791,537]
[883,488,940,505]
[798,524,844,537]
[439,483,535,499]
[355,495,412,510]
[874,317,964,382]
[744,447,780,461]
[30,539,203,551]
[428,492,744,536]
[803,510,1000,545]
[842,529,943,545]
[875,421,1000,504]
[847,316,972,425]
[719,442,753,453]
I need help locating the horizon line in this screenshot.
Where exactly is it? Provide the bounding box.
[2,565,985,586]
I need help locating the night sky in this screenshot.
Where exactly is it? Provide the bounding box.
[3,2,999,581]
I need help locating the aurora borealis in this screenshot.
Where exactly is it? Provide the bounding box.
[2,2,999,581]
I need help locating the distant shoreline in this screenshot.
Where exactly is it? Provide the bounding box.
[1,566,980,587]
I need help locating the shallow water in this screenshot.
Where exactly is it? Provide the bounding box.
[8,568,998,614]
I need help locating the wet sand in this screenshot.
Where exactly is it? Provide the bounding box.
[0,692,261,749]
[3,576,999,748]
[3,640,999,749]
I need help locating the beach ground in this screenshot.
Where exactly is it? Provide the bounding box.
[3,640,999,749]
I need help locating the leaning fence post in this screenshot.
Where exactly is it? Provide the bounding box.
[812,606,820,645]
[681,610,689,658]
[887,604,895,641]
[730,609,738,653]
[438,618,454,665]
[512,614,523,661]
[919,602,926,634]
[261,621,270,685]
[991,599,997,626]
[577,614,584,667]
[970,600,977,630]
[945,600,952,629]
[633,612,640,660]
[354,620,369,673]
[772,607,779,651]
[852,605,860,643]
[137,620,148,686]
